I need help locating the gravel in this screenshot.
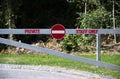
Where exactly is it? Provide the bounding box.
[0,64,115,79]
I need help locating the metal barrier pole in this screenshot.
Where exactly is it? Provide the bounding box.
[0,37,120,70]
[96,34,101,61]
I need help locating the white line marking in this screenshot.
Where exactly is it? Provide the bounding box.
[52,30,65,34]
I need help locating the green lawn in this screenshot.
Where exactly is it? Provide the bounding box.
[80,54,120,66]
[0,53,120,79]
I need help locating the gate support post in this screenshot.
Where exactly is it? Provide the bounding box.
[96,34,101,61]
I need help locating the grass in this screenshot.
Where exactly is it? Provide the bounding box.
[0,53,120,79]
[79,54,120,66]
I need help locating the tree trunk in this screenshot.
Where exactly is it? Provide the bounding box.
[6,0,14,40]
[85,0,87,15]
[113,0,116,43]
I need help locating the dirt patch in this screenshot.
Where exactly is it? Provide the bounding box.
[101,43,120,54]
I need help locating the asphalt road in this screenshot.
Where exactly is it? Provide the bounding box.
[0,68,86,79]
[0,64,114,79]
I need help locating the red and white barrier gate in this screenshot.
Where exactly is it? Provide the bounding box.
[0,29,120,34]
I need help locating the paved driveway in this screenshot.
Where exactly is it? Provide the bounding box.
[0,64,114,79]
[0,68,83,79]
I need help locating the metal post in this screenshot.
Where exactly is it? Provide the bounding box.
[96,34,101,61]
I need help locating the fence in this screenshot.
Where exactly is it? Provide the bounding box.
[0,28,120,70]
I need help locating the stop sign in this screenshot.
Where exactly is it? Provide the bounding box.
[51,24,66,40]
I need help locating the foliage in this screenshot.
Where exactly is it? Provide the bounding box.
[61,35,78,52]
[61,1,114,52]
[79,7,112,29]
[100,0,120,28]
[61,34,94,52]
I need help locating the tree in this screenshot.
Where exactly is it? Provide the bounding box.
[0,0,20,40]
[61,0,115,52]
[1,0,77,43]
[100,0,120,43]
